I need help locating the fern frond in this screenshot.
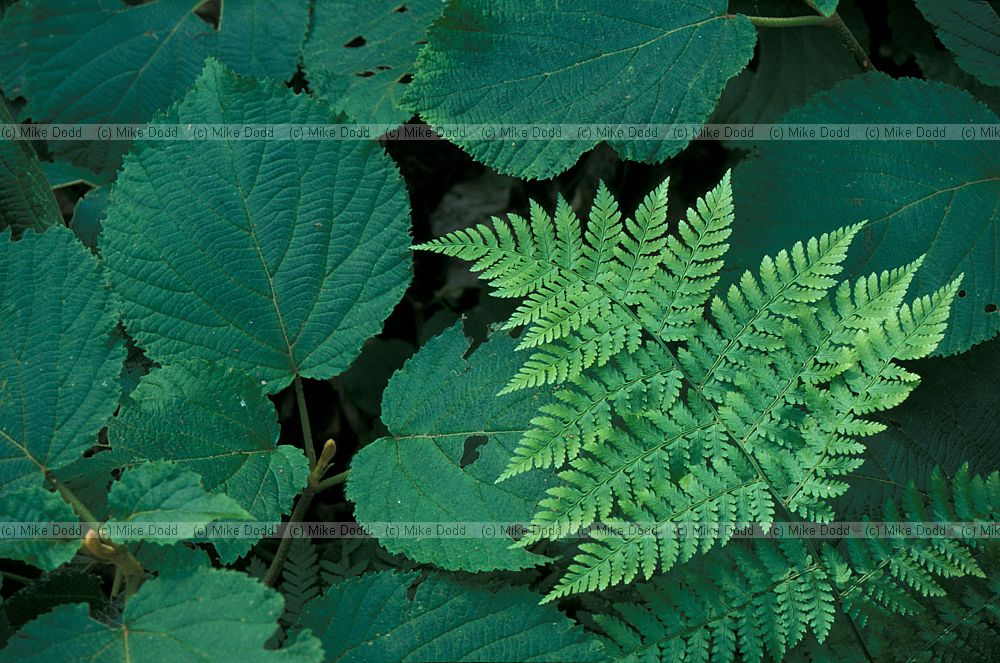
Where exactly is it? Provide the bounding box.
[499,345,681,479]
[597,468,999,662]
[415,174,964,603]
[544,457,773,602]
[279,538,321,628]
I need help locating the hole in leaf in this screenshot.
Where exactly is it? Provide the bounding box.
[110,467,122,479]
[344,35,366,48]
[376,65,392,71]
[958,289,967,298]
[460,435,488,468]
[355,71,376,78]
[394,4,409,12]
[986,303,998,313]
[397,73,413,84]
[415,40,427,45]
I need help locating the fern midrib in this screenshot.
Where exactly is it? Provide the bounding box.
[784,302,942,506]
[527,420,716,537]
[554,476,765,596]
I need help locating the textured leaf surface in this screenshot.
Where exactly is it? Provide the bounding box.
[0,227,123,490]
[0,0,217,175]
[103,59,411,390]
[402,0,756,178]
[297,571,606,662]
[732,74,1000,355]
[0,102,61,233]
[0,486,78,571]
[107,361,309,562]
[219,0,310,81]
[914,0,1000,85]
[347,324,555,572]
[106,461,252,541]
[303,0,440,125]
[0,569,323,662]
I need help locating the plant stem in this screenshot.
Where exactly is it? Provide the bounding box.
[316,470,348,491]
[48,471,147,597]
[738,10,875,73]
[263,439,338,587]
[826,11,875,71]
[742,14,830,28]
[294,374,317,468]
[262,489,314,587]
[0,569,34,585]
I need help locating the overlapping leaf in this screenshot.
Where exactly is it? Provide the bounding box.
[296,571,606,662]
[0,102,60,233]
[107,361,309,562]
[218,0,310,82]
[732,74,1000,355]
[402,0,756,178]
[914,0,1000,86]
[0,0,217,175]
[0,569,324,662]
[347,323,557,572]
[303,0,441,125]
[102,60,412,391]
[0,226,123,491]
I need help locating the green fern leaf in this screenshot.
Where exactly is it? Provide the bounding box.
[416,174,963,602]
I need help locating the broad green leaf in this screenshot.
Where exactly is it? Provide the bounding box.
[0,486,79,571]
[107,361,309,562]
[0,0,218,175]
[303,0,441,126]
[0,569,324,662]
[840,336,1000,517]
[732,74,1000,355]
[297,571,606,662]
[0,102,61,233]
[0,227,123,491]
[716,0,865,128]
[218,0,310,82]
[401,0,756,178]
[103,59,412,390]
[106,461,252,543]
[914,0,1000,86]
[347,323,555,572]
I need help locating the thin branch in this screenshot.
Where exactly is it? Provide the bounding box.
[294,374,317,468]
[741,14,830,28]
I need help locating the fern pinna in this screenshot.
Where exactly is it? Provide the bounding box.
[415,173,998,660]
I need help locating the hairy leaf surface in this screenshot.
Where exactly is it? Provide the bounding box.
[402,0,756,178]
[0,227,122,491]
[347,323,555,572]
[0,569,324,661]
[914,0,1000,86]
[297,571,606,662]
[733,74,1000,355]
[103,60,412,391]
[303,0,440,125]
[107,361,309,562]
